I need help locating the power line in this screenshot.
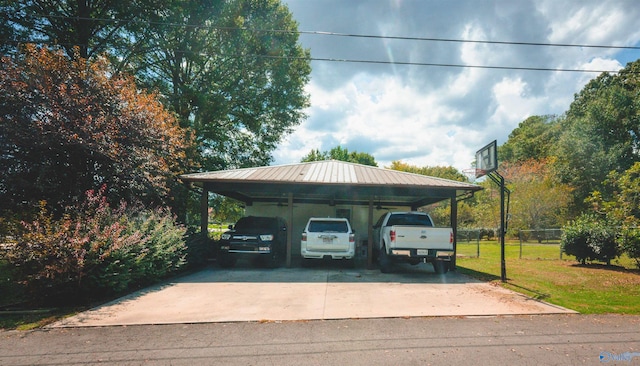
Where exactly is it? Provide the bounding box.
[273,56,620,73]
[4,13,636,74]
[296,30,640,51]
[2,39,624,74]
[27,13,640,51]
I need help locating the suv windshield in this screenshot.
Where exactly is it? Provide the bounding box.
[308,220,349,233]
[234,217,276,231]
[386,214,433,227]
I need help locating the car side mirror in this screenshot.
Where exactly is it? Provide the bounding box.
[228,224,234,230]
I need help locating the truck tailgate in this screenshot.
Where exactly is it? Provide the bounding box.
[389,226,453,250]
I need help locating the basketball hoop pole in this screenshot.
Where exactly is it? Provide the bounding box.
[487,171,509,282]
[475,139,509,282]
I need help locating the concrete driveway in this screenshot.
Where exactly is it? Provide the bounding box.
[52,262,575,327]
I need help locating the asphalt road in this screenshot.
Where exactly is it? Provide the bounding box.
[2,314,639,365]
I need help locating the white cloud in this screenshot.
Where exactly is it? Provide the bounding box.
[489,77,546,126]
[274,0,640,171]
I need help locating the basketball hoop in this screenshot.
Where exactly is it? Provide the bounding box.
[462,168,487,181]
[475,140,497,177]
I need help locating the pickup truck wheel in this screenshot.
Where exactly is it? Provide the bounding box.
[378,245,392,273]
[433,260,449,274]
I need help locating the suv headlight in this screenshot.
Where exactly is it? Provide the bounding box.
[221,233,231,240]
[260,234,274,241]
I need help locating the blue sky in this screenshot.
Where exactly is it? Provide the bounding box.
[273,0,640,170]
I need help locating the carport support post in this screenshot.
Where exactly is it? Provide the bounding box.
[200,187,209,237]
[367,198,374,269]
[286,192,293,268]
[450,196,458,271]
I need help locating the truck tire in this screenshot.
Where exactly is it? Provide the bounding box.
[378,245,392,273]
[432,259,449,275]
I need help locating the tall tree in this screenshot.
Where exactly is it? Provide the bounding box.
[588,162,640,225]
[0,45,190,212]
[128,0,311,170]
[553,60,640,211]
[1,0,154,59]
[499,115,560,164]
[4,0,312,172]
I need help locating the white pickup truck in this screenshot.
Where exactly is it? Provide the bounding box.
[372,212,454,274]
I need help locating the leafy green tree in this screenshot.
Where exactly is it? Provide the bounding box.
[588,162,640,223]
[1,0,153,59]
[388,161,467,182]
[499,115,561,163]
[588,162,640,268]
[0,1,18,55]
[209,195,244,225]
[350,152,378,166]
[501,159,571,233]
[387,161,474,227]
[0,45,189,213]
[468,179,500,230]
[301,146,378,166]
[301,149,328,162]
[127,0,311,171]
[553,60,640,211]
[5,0,312,172]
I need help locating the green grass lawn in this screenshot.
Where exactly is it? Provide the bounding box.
[456,242,640,314]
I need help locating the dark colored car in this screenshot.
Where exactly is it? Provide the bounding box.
[218,216,287,268]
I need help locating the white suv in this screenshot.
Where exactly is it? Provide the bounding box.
[301,217,355,263]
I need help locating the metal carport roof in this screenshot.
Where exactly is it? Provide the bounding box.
[180,160,482,208]
[180,160,482,268]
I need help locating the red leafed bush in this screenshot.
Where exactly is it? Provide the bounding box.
[4,186,187,306]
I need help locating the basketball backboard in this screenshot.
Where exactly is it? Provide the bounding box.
[475,140,497,178]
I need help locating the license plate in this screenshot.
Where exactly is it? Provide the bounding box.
[323,238,333,244]
[417,249,429,256]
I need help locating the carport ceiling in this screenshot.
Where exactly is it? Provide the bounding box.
[180,160,482,208]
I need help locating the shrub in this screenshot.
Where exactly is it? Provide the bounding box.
[479,228,495,241]
[561,214,620,265]
[3,187,187,306]
[620,228,640,269]
[184,229,216,267]
[126,207,187,284]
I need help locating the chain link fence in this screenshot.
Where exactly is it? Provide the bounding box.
[455,228,565,259]
[455,229,486,258]
[517,229,564,259]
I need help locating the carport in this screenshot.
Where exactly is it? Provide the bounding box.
[180,160,482,269]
